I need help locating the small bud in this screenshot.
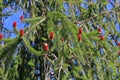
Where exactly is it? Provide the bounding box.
[79,27,82,34]
[13,21,17,28]
[0,34,3,40]
[117,42,120,46]
[98,27,102,33]
[20,29,24,36]
[61,37,64,42]
[20,15,24,21]
[44,43,49,51]
[100,35,105,40]
[78,34,82,41]
[118,51,120,55]
[50,32,54,40]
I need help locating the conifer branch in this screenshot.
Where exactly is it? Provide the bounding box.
[23,17,44,22]
[14,28,19,34]
[0,38,13,42]
[74,9,120,24]
[22,37,43,56]
[24,16,46,36]
[0,37,21,59]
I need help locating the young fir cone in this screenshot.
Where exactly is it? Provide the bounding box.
[118,51,120,55]
[117,42,120,46]
[100,35,105,40]
[98,27,102,33]
[44,43,49,51]
[61,37,64,42]
[20,29,24,36]
[78,34,82,41]
[0,34,3,40]
[20,15,24,21]
[50,32,54,40]
[79,27,82,34]
[13,21,17,28]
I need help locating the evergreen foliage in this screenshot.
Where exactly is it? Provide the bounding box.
[0,0,120,80]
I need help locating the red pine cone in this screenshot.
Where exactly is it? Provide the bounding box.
[78,34,82,41]
[98,27,102,33]
[117,42,120,46]
[20,15,24,21]
[79,27,82,34]
[118,51,120,55]
[44,43,49,51]
[13,21,17,28]
[100,35,105,40]
[20,29,24,36]
[0,34,3,40]
[50,32,54,40]
[61,37,64,42]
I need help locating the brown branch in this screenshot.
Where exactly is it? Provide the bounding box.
[57,57,63,80]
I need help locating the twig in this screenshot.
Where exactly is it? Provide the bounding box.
[99,58,110,62]
[58,65,62,80]
[58,57,63,80]
[51,54,58,60]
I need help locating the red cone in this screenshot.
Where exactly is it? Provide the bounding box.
[20,29,24,36]
[13,21,17,28]
[0,34,3,40]
[50,32,54,40]
[44,43,49,51]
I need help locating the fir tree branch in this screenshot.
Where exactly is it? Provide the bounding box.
[74,9,120,24]
[0,38,14,42]
[0,17,46,59]
[99,58,110,62]
[58,65,62,80]
[14,28,19,34]
[0,37,21,59]
[23,17,44,22]
[24,16,46,36]
[22,37,43,56]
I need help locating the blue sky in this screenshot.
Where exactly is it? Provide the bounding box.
[2,3,30,38]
